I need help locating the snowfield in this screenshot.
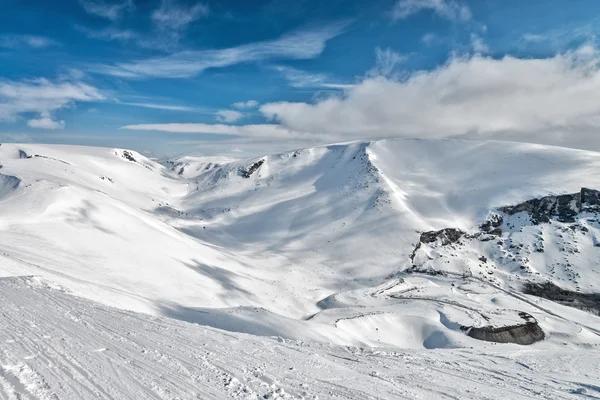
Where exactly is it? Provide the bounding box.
[1,138,600,398]
[1,276,599,400]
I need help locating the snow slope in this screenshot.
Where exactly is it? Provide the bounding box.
[1,275,598,400]
[1,139,600,351]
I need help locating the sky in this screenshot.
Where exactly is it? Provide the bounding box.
[2,0,600,158]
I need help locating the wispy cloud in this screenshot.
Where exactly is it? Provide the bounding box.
[152,0,209,32]
[78,0,134,21]
[273,65,352,89]
[120,123,303,139]
[0,78,104,129]
[0,35,58,49]
[421,33,437,45]
[118,101,199,112]
[367,47,406,78]
[215,110,243,123]
[232,100,258,109]
[470,33,489,54]
[89,22,350,79]
[392,0,471,21]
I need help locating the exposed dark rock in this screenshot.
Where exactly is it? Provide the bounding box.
[122,150,136,162]
[500,188,600,224]
[419,228,465,245]
[0,173,21,192]
[32,155,71,165]
[462,313,544,345]
[523,282,600,316]
[241,159,264,179]
[480,213,503,235]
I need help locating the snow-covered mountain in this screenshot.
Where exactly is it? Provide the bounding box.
[1,139,600,398]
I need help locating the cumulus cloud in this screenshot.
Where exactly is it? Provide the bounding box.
[0,78,104,128]
[90,22,350,78]
[78,0,134,21]
[119,46,600,152]
[258,46,600,148]
[392,0,471,21]
[232,100,259,109]
[27,111,64,130]
[215,110,243,123]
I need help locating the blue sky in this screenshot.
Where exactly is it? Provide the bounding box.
[2,0,600,157]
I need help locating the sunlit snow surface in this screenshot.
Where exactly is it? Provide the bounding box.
[0,139,599,398]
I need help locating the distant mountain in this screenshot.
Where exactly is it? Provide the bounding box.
[1,139,599,350]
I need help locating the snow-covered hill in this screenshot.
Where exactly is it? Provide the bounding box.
[1,139,600,352]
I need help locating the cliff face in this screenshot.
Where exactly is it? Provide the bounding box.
[464,321,545,345]
[499,188,600,224]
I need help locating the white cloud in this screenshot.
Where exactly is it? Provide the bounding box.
[272,65,351,89]
[367,47,406,78]
[89,22,350,78]
[215,110,243,123]
[232,100,259,109]
[0,35,58,49]
[470,33,489,54]
[27,111,65,130]
[78,0,134,21]
[392,0,471,21]
[118,102,198,112]
[257,47,600,149]
[0,78,104,128]
[422,33,437,45]
[152,0,209,32]
[120,123,304,139]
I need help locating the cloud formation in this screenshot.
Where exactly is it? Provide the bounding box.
[273,66,351,88]
[392,0,471,21]
[258,46,600,146]
[90,22,350,78]
[120,123,303,139]
[215,109,243,123]
[0,78,104,129]
[0,35,58,49]
[232,100,258,109]
[367,47,406,78]
[152,0,209,32]
[27,111,65,130]
[78,0,134,21]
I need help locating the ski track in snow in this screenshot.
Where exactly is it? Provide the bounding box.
[0,276,598,400]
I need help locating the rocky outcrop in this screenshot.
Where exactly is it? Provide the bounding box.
[463,318,545,345]
[479,213,503,236]
[241,159,264,179]
[523,282,600,316]
[419,228,465,245]
[500,188,600,224]
[122,150,136,162]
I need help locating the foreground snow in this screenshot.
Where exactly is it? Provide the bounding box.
[1,276,598,400]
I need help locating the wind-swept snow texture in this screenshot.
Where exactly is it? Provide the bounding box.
[0,276,598,400]
[0,139,600,397]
